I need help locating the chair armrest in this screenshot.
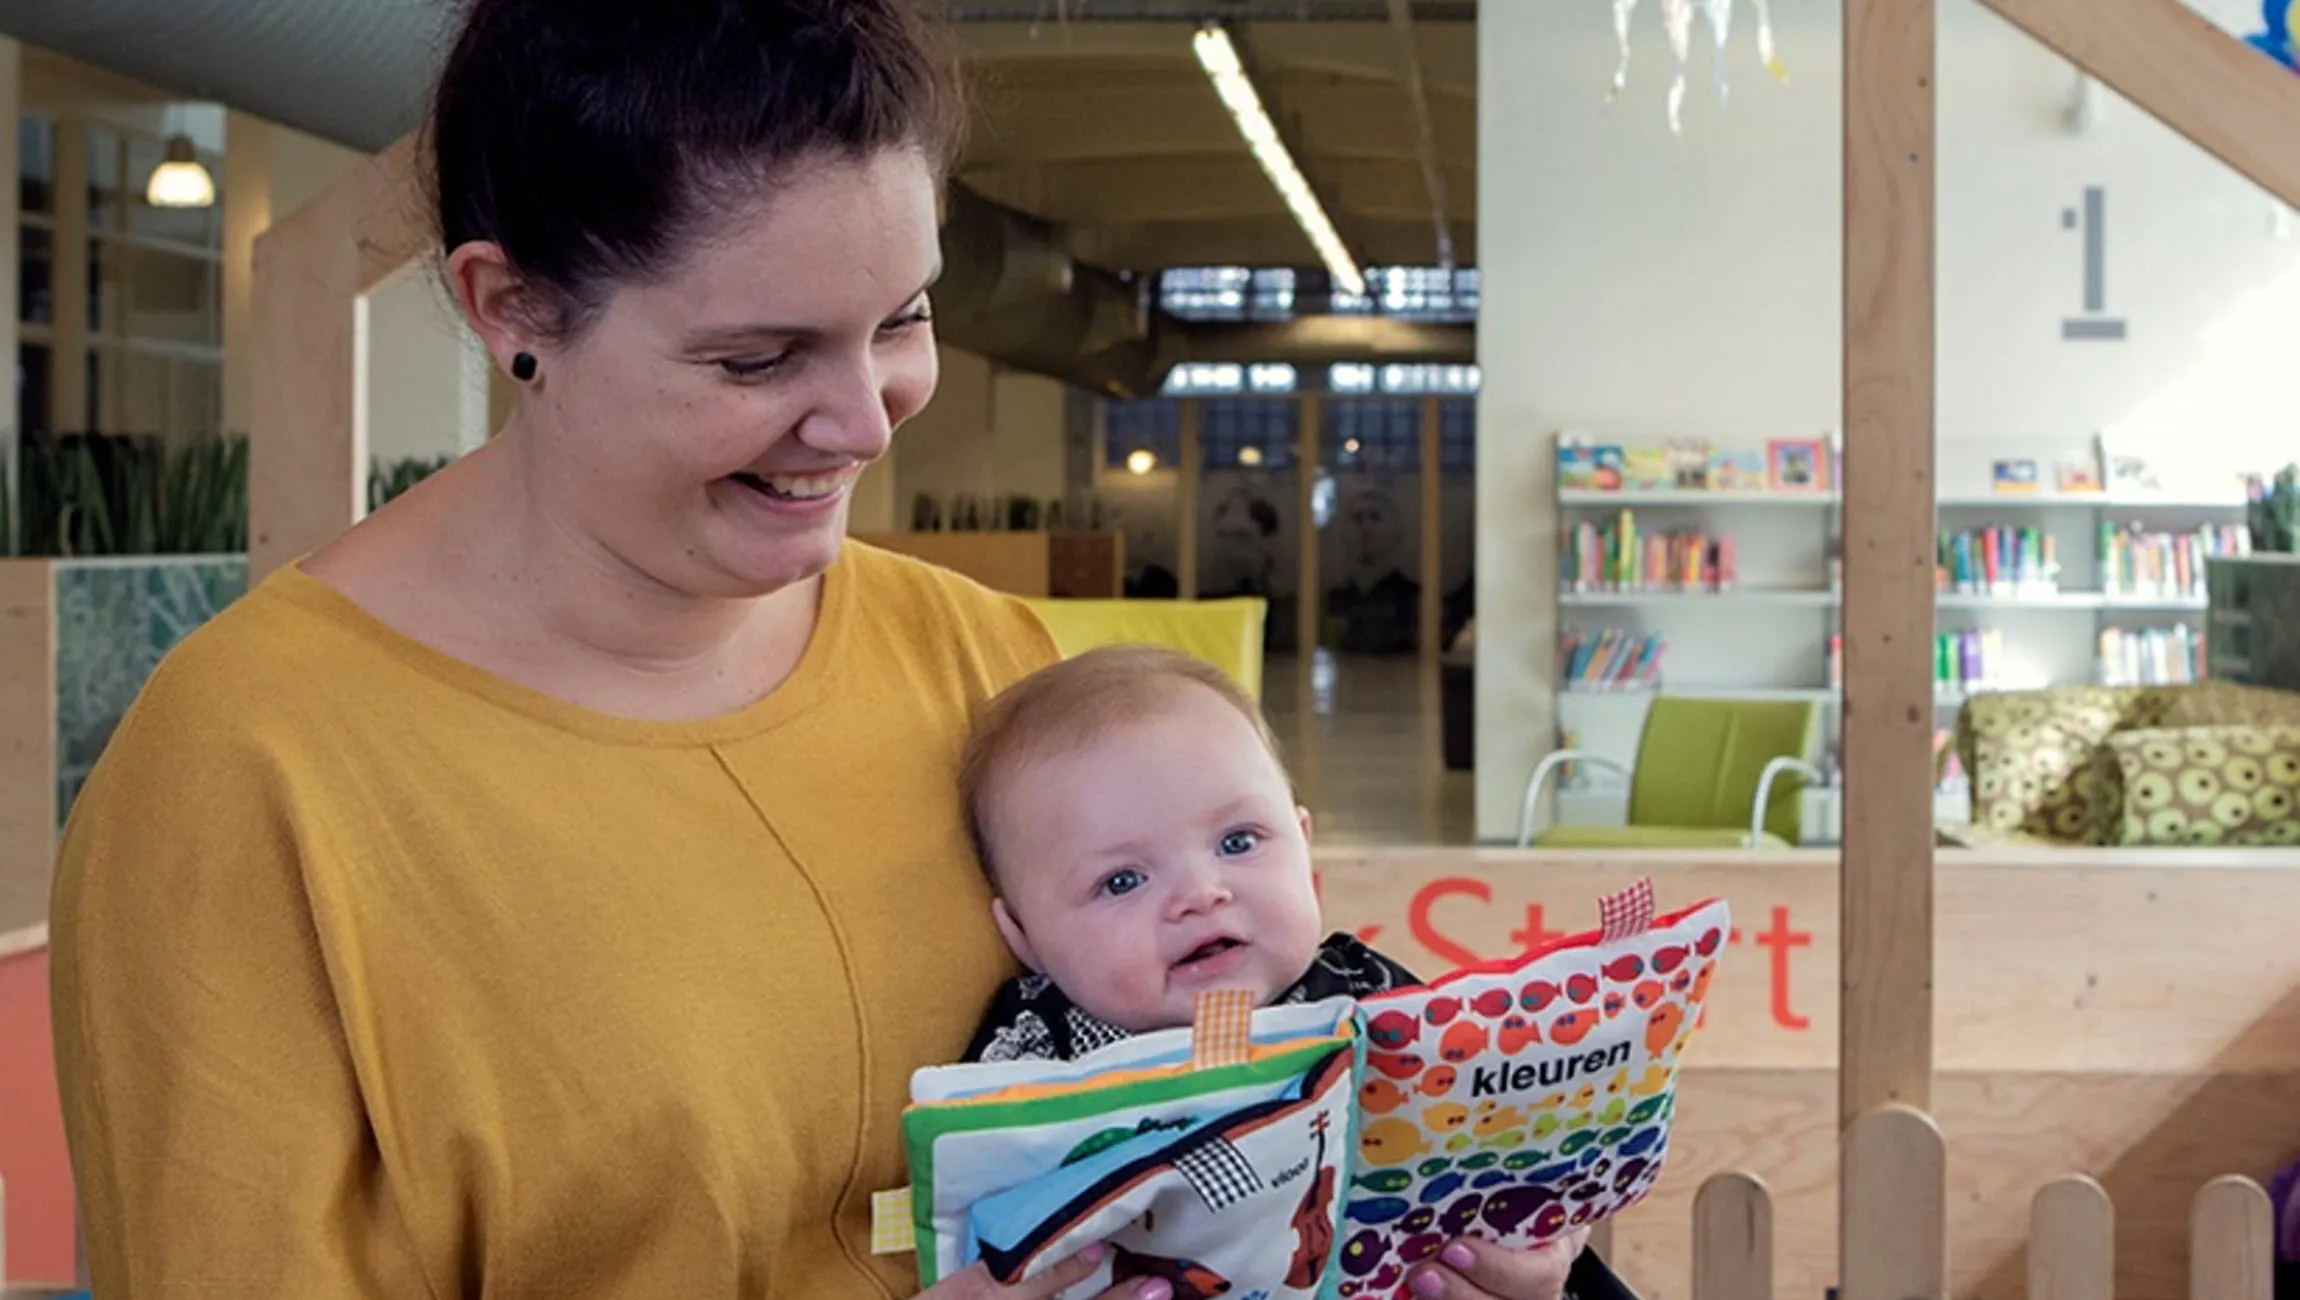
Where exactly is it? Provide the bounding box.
[1749,757,1827,847]
[1518,750,1633,847]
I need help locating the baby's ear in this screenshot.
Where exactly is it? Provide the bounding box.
[1296,804,1315,843]
[991,897,1044,974]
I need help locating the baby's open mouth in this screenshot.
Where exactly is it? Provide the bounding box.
[1174,937,1246,970]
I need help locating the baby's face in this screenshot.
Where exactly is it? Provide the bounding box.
[985,682,1324,1035]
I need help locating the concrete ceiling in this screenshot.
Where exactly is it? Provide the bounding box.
[0,0,1479,392]
[0,0,1475,273]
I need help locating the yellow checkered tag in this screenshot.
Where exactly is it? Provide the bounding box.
[1190,987,1256,1070]
[870,1186,914,1255]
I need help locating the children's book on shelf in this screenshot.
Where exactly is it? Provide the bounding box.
[1706,448,1768,492]
[2099,522,2248,599]
[1562,512,1737,592]
[892,883,1727,1300]
[1937,525,2060,596]
[1557,437,1625,492]
[1561,628,1667,691]
[1990,459,2040,495]
[1765,438,1829,493]
[1667,440,1714,490]
[1936,628,2010,691]
[2099,625,2205,686]
[2054,448,2105,495]
[1622,447,1673,492]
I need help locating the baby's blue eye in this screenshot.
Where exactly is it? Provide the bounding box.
[1101,869,1147,897]
[1218,830,1261,857]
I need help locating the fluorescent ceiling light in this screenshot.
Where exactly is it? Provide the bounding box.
[1191,23,1365,298]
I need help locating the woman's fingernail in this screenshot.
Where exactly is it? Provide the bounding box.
[1411,1270,1446,1298]
[1080,1242,1106,1266]
[1441,1242,1478,1270]
[1138,1281,1174,1300]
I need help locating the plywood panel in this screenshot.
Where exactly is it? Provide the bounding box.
[0,561,54,938]
[249,133,428,580]
[1313,853,2300,1073]
[851,532,1054,596]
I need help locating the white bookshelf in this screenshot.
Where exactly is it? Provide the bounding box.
[1548,431,2253,846]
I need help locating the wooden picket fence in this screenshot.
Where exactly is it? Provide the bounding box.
[1614,1106,2281,1300]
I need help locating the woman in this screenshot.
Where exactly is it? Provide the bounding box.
[47,2,1615,1298]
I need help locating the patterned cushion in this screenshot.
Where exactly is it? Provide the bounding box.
[2102,725,2300,846]
[1958,686,2168,843]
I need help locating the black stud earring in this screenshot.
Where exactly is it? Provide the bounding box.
[510,352,538,383]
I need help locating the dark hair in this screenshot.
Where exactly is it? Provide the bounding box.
[425,0,963,339]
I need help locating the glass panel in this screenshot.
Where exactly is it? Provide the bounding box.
[19,225,51,324]
[19,115,54,214]
[18,342,51,437]
[1105,398,1181,471]
[86,129,121,232]
[170,357,222,436]
[1202,398,1297,470]
[87,238,114,333]
[117,244,220,346]
[92,346,171,434]
[84,348,100,430]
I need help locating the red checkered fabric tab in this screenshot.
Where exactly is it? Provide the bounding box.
[1599,877,1657,943]
[1190,987,1256,1070]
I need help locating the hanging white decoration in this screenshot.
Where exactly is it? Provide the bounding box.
[1610,0,1790,133]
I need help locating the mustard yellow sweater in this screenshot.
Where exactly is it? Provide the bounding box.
[48,541,1059,1300]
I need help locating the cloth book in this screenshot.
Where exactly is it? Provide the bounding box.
[891,882,1728,1300]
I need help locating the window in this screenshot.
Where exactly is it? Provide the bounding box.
[20,112,225,439]
[1106,398,1182,472]
[1324,399,1421,473]
[1158,266,1296,321]
[1441,398,1477,472]
[1203,399,1297,469]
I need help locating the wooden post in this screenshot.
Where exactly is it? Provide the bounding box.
[1841,1106,1946,1300]
[249,134,429,580]
[1418,396,1444,663]
[1296,394,1323,665]
[1840,0,1937,1122]
[2029,1175,2115,1300]
[1692,1172,1774,1300]
[2192,1177,2276,1300]
[1177,398,1202,600]
[0,559,56,938]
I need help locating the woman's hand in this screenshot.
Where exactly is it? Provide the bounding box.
[1403,1227,1591,1300]
[916,1242,1177,1300]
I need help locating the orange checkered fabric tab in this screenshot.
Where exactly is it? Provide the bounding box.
[1599,877,1656,943]
[1190,987,1257,1070]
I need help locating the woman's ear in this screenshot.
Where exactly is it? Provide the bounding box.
[991,897,1043,974]
[444,240,549,378]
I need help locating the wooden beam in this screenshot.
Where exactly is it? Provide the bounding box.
[249,132,430,581]
[1296,394,1322,664]
[1841,0,1937,1126]
[1979,0,2300,212]
[1176,398,1202,600]
[1418,395,1443,663]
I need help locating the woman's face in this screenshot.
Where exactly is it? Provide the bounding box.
[522,147,941,598]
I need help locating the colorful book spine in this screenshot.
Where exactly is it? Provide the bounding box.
[1936,525,2059,595]
[2099,524,2249,598]
[1559,510,1737,593]
[1932,628,2009,690]
[2098,625,2206,685]
[1559,628,1668,690]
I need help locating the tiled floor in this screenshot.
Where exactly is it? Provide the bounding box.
[1261,650,1476,847]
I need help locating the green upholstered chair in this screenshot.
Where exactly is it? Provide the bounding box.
[1516,696,1825,848]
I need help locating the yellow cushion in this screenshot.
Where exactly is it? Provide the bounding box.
[2102,724,2300,846]
[1022,597,1268,702]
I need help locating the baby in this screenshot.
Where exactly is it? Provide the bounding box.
[957,643,1419,1064]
